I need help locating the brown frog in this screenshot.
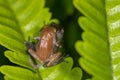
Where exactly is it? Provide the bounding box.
[25,22,64,68]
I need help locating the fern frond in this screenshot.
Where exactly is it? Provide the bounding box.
[106,0,120,79]
[74,0,112,79]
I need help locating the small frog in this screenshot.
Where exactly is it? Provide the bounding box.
[25,22,64,68]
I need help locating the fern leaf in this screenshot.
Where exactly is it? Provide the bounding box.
[8,0,51,39]
[0,57,82,80]
[0,65,40,80]
[5,51,32,69]
[106,0,120,79]
[0,0,82,80]
[74,0,112,79]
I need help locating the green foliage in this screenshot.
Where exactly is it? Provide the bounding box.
[39,57,82,80]
[0,66,40,80]
[1,0,120,79]
[0,57,82,80]
[74,0,113,79]
[106,0,120,79]
[5,51,32,69]
[0,0,82,80]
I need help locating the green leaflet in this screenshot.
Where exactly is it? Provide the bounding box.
[5,51,32,70]
[106,0,120,79]
[8,0,51,40]
[0,66,40,80]
[0,25,25,53]
[64,67,82,80]
[74,0,112,79]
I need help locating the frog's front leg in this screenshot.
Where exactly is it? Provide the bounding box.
[28,49,39,60]
[34,36,40,41]
[25,41,41,69]
[28,49,43,69]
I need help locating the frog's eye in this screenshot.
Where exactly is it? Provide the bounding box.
[50,22,57,27]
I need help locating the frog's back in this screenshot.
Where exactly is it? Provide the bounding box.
[37,27,56,61]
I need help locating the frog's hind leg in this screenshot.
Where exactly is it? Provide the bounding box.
[52,54,69,66]
[43,52,68,67]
